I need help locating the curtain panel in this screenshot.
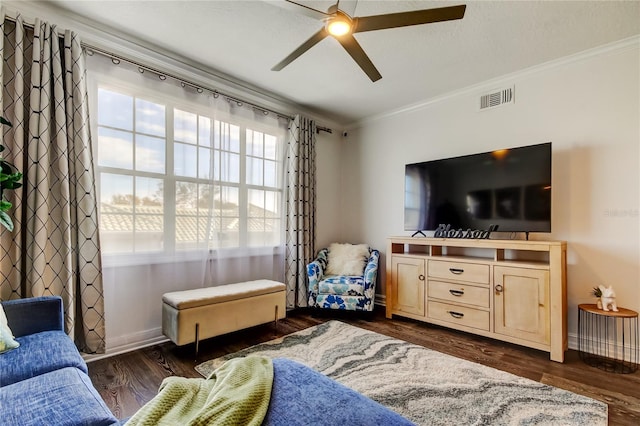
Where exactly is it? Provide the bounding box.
[0,14,105,354]
[285,115,317,309]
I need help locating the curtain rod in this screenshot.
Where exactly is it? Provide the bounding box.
[83,43,295,122]
[3,13,314,125]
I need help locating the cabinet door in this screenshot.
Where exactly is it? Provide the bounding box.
[391,257,426,317]
[494,266,550,344]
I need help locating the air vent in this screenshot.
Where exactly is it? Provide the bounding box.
[479,86,514,111]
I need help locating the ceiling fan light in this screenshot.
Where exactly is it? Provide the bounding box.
[327,19,351,37]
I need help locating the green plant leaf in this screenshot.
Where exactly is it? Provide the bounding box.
[0,116,12,127]
[0,200,11,212]
[0,211,14,232]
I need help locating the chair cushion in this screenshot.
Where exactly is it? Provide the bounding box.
[318,276,365,296]
[325,243,369,276]
[0,367,118,426]
[0,330,87,387]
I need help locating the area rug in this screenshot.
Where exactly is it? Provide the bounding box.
[196,321,607,425]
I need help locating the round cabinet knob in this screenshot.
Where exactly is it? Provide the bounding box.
[418,274,425,281]
[495,284,503,293]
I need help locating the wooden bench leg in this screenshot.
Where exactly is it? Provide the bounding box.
[195,322,200,360]
[274,305,279,335]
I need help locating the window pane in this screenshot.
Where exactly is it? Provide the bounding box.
[134,214,163,252]
[248,219,280,247]
[175,182,197,210]
[199,147,211,180]
[100,173,134,253]
[248,189,264,217]
[101,173,133,206]
[264,134,277,160]
[136,99,165,136]
[264,190,279,215]
[217,186,239,216]
[198,184,214,213]
[176,216,197,246]
[174,109,197,144]
[98,89,133,130]
[199,117,212,147]
[174,142,197,178]
[248,130,263,157]
[247,157,263,186]
[99,213,133,253]
[264,160,277,188]
[230,125,240,152]
[135,177,163,207]
[98,127,133,169]
[220,152,240,183]
[136,135,166,173]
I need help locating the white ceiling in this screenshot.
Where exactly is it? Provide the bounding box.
[34,1,640,125]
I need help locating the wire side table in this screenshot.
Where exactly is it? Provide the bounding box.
[578,304,639,374]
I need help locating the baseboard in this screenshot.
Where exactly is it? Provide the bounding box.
[83,328,169,363]
[375,294,386,307]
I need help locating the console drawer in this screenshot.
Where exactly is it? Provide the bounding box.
[428,260,489,284]
[427,301,490,331]
[428,280,490,308]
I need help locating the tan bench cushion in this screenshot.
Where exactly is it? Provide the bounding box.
[162,280,286,310]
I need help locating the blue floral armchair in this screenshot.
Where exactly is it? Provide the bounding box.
[307,247,380,312]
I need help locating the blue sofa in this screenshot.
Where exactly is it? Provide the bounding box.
[0,297,412,425]
[0,296,119,426]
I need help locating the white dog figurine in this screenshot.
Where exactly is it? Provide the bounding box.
[598,285,618,312]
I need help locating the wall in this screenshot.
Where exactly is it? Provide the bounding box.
[339,38,640,349]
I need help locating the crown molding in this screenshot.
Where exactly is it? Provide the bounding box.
[346,35,640,130]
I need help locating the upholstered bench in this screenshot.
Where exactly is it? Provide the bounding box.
[162,280,286,354]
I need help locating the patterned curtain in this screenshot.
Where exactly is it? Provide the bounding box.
[284,115,316,309]
[0,14,105,354]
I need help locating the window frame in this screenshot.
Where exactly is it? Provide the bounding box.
[88,74,286,267]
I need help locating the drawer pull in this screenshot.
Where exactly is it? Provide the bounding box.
[447,310,464,319]
[449,268,464,275]
[418,274,425,281]
[449,289,464,297]
[495,284,503,293]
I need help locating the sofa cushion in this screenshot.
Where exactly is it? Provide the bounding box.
[319,276,365,296]
[263,358,414,426]
[0,367,118,426]
[0,330,87,387]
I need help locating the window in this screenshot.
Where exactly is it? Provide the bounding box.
[94,84,286,257]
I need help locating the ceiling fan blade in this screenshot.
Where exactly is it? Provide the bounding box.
[354,4,466,33]
[277,0,329,20]
[272,28,329,71]
[337,34,382,82]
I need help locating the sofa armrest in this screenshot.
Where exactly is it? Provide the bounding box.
[1,296,64,337]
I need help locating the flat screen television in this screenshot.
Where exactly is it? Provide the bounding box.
[404,142,551,234]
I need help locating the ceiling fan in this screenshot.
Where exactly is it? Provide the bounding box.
[272,1,467,82]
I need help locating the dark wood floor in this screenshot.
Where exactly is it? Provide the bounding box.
[88,308,640,425]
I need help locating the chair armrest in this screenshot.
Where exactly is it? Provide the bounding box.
[364,250,380,293]
[1,296,65,337]
[307,249,329,307]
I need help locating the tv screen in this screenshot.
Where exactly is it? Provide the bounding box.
[404,142,551,233]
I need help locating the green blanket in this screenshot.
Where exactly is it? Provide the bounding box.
[125,356,274,426]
